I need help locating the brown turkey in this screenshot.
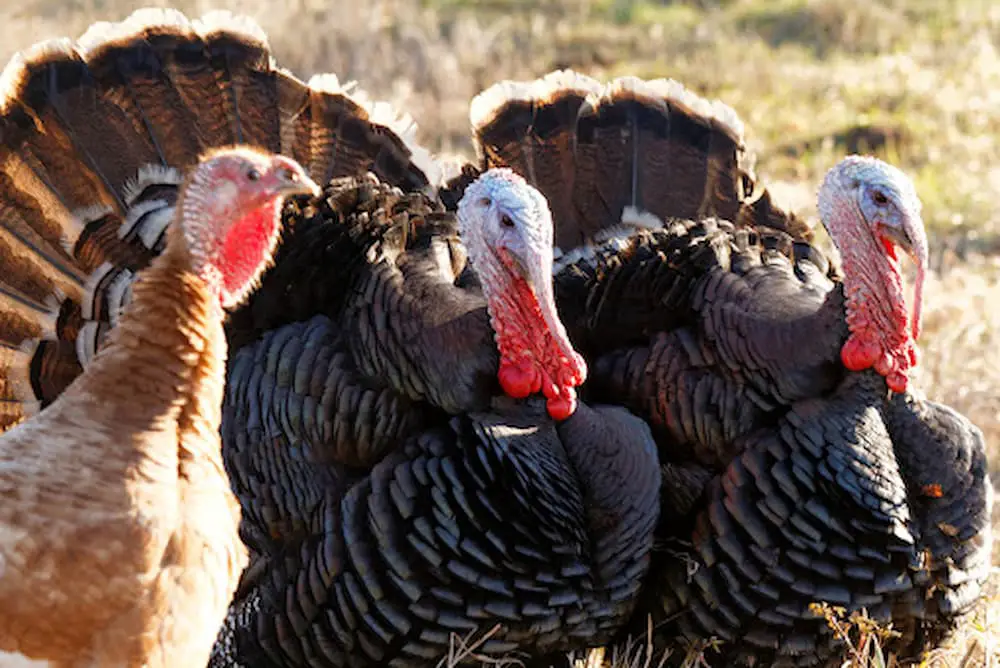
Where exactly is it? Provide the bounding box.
[0,10,323,664]
[453,71,992,666]
[0,9,662,668]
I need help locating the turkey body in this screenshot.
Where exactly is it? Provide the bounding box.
[649,370,991,667]
[0,255,246,667]
[542,178,989,668]
[215,370,660,666]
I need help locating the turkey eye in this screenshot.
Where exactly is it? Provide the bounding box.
[246,167,261,182]
[500,214,515,228]
[872,190,888,205]
[479,197,491,207]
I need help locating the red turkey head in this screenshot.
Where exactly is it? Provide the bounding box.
[818,155,928,394]
[177,147,320,308]
[457,168,587,421]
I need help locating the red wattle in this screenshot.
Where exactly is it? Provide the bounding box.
[541,378,560,401]
[498,361,537,399]
[546,388,577,421]
[840,334,880,371]
[886,371,908,394]
[490,269,584,420]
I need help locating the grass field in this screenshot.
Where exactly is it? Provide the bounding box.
[1,0,998,665]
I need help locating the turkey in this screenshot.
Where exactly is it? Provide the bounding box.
[214,169,660,666]
[0,15,320,664]
[455,72,992,665]
[0,9,662,668]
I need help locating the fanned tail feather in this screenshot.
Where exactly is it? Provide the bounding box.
[455,69,810,256]
[0,8,446,429]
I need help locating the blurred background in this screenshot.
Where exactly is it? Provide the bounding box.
[1,0,999,663]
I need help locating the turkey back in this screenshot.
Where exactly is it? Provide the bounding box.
[0,8,444,430]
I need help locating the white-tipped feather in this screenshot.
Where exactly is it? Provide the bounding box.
[618,206,666,234]
[121,203,174,252]
[588,75,746,144]
[121,164,183,208]
[123,7,193,34]
[77,8,193,55]
[469,69,603,132]
[75,20,125,55]
[193,10,272,55]
[642,77,745,142]
[469,70,748,193]
[80,262,133,321]
[306,73,348,95]
[75,320,103,369]
[469,70,745,146]
[17,38,81,84]
[552,207,661,275]
[0,39,80,115]
[551,233,636,276]
[0,52,28,115]
[105,269,134,328]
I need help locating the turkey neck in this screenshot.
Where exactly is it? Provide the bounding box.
[62,243,226,459]
[824,197,916,392]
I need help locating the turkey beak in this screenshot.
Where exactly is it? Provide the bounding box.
[878,220,916,258]
[272,157,321,198]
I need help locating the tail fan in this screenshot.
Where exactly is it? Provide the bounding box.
[453,70,810,254]
[0,9,447,430]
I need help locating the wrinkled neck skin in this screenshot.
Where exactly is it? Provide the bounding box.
[825,198,917,393]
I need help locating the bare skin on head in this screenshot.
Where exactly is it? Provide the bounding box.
[818,155,928,393]
[178,146,321,308]
[457,168,587,420]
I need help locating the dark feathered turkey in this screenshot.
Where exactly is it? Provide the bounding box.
[213,164,661,665]
[0,9,661,668]
[215,355,660,666]
[450,71,992,666]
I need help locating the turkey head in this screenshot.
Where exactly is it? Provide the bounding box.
[175,147,320,309]
[457,168,587,420]
[818,154,928,393]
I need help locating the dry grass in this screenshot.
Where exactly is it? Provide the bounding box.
[1,0,999,666]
